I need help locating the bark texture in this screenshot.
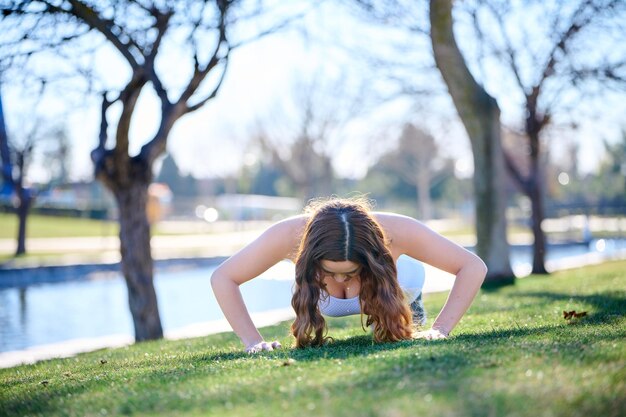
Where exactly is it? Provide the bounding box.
[114,170,162,340]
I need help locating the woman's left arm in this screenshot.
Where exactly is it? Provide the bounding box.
[381,213,488,338]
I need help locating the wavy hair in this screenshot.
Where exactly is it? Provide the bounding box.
[291,197,414,348]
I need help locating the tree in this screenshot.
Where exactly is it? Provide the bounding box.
[601,132,626,197]
[464,0,626,274]
[429,0,514,282]
[361,124,458,218]
[42,126,71,186]
[0,0,306,341]
[380,123,441,220]
[0,86,39,256]
[254,75,360,202]
[594,131,626,207]
[156,154,197,197]
[346,0,513,282]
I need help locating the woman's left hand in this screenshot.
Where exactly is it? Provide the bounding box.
[245,340,282,354]
[414,328,448,340]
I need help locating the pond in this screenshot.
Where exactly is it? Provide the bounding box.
[1,238,625,353]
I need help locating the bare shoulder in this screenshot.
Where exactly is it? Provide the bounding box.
[267,214,309,259]
[374,211,482,275]
[213,214,309,284]
[373,212,423,241]
[270,214,309,233]
[373,211,437,255]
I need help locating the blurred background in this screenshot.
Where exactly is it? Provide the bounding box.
[0,0,624,360]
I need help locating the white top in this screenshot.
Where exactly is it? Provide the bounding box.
[318,255,425,317]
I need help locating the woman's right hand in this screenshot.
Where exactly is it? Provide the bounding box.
[414,328,449,340]
[245,340,282,354]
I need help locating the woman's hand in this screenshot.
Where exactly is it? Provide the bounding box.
[245,340,282,354]
[414,328,449,340]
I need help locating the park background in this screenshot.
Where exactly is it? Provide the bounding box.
[0,1,625,416]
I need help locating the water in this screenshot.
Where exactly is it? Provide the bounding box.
[1,239,624,353]
[0,263,296,353]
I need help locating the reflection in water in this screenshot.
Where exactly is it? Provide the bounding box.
[0,264,295,353]
[19,288,27,327]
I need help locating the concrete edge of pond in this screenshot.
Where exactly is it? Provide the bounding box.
[0,256,229,289]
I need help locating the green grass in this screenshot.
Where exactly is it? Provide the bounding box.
[0,213,119,239]
[1,261,625,417]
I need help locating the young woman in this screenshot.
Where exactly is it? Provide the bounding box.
[211,197,487,353]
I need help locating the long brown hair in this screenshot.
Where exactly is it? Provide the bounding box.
[291,197,414,348]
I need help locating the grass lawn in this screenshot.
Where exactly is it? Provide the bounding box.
[0,213,119,239]
[1,261,625,417]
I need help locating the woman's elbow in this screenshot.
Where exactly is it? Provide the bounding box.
[475,257,488,281]
[465,254,487,281]
[210,268,228,290]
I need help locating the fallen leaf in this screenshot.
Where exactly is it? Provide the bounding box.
[563,310,587,321]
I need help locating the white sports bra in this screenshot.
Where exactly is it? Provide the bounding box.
[318,255,425,317]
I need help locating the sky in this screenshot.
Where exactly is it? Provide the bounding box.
[2,0,624,185]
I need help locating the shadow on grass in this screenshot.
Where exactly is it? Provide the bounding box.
[4,315,624,417]
[4,286,624,417]
[513,290,626,323]
[480,276,516,291]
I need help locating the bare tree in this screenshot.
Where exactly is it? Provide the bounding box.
[255,74,362,202]
[347,0,514,283]
[378,123,441,220]
[259,132,334,202]
[463,0,626,274]
[429,0,514,282]
[42,126,71,186]
[0,85,43,256]
[0,0,308,341]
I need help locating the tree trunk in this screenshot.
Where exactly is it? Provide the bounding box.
[430,0,514,283]
[15,190,32,256]
[417,165,432,220]
[528,133,548,274]
[471,107,513,282]
[112,177,163,341]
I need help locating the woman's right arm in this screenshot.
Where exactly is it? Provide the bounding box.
[210,216,305,351]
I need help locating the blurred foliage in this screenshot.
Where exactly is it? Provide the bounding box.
[547,131,626,215]
[155,154,198,198]
[154,130,625,219]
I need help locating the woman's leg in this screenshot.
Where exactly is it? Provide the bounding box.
[397,255,427,327]
[410,294,427,327]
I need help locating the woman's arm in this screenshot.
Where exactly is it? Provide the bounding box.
[210,216,305,351]
[379,213,488,337]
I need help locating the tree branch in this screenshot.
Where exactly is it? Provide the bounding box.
[113,71,147,178]
[145,10,173,106]
[91,91,116,178]
[139,2,234,167]
[176,2,231,108]
[65,0,141,70]
[229,10,307,50]
[484,1,527,93]
[184,55,229,114]
[536,0,595,90]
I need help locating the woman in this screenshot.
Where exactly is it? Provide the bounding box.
[211,197,487,353]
